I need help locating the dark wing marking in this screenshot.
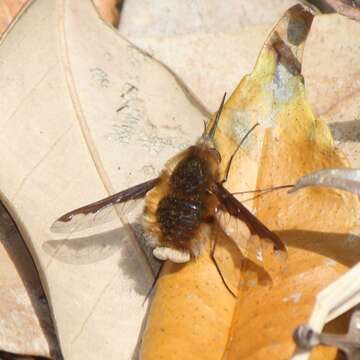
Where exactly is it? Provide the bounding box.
[51,178,158,233]
[212,182,286,253]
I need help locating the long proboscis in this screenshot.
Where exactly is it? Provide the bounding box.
[208,92,227,140]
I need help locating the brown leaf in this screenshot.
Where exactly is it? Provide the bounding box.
[0,0,27,34]
[93,0,123,27]
[302,0,360,22]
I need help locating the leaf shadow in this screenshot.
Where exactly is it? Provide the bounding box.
[0,202,63,359]
[278,229,360,267]
[329,119,360,143]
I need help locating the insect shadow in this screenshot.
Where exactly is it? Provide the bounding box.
[43,219,160,297]
[44,218,162,360]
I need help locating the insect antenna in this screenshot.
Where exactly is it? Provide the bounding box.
[222,122,260,183]
[231,185,293,205]
[232,184,294,196]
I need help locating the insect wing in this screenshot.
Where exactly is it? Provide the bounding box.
[45,178,158,265]
[213,182,287,273]
[50,178,158,234]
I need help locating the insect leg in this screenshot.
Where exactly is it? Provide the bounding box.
[210,236,237,298]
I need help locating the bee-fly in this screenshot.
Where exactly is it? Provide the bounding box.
[51,94,287,282]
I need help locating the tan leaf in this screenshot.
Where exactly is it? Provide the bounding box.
[0,3,60,357]
[303,14,360,169]
[119,0,299,112]
[119,3,360,139]
[0,0,121,35]
[0,0,207,359]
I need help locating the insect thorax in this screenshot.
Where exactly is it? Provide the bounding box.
[144,145,220,255]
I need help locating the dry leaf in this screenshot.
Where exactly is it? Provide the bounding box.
[302,0,360,22]
[119,0,299,111]
[2,1,360,359]
[0,2,140,356]
[93,0,122,27]
[0,0,207,359]
[119,2,360,142]
[302,14,360,171]
[225,10,360,360]
[0,0,122,32]
[0,0,27,34]
[0,203,58,358]
[119,0,297,37]
[291,168,360,194]
[0,2,60,357]
[141,5,360,360]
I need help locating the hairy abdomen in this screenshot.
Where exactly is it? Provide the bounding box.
[157,195,203,248]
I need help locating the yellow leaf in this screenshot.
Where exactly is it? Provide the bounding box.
[141,4,360,360]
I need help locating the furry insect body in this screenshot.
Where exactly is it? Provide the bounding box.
[144,143,220,259]
[51,94,286,269]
